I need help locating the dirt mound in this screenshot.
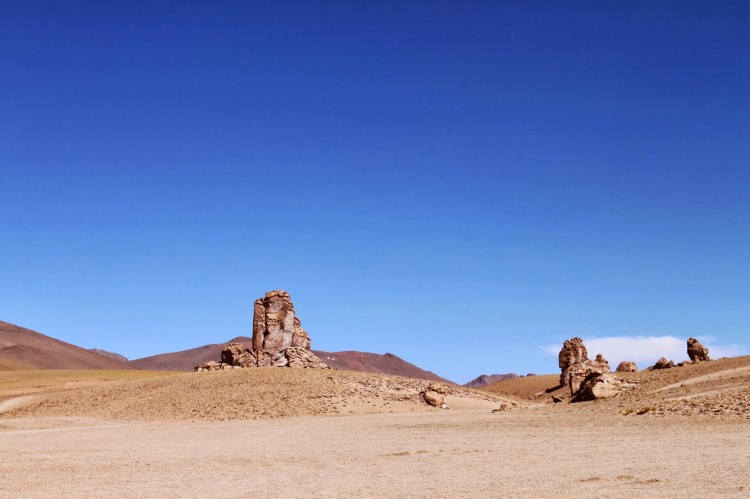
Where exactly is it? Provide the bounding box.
[0,321,130,370]
[3,369,503,422]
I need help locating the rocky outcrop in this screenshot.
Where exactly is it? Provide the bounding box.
[650,357,676,370]
[558,338,611,396]
[616,361,638,372]
[687,337,710,363]
[195,290,328,371]
[572,372,623,402]
[558,337,588,386]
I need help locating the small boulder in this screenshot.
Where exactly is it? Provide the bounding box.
[573,372,622,402]
[420,383,447,408]
[616,361,638,372]
[650,357,676,370]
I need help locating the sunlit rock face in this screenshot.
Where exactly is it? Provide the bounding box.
[195,290,327,371]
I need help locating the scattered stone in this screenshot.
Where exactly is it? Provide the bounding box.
[492,402,516,412]
[649,357,676,370]
[687,337,710,363]
[616,361,638,372]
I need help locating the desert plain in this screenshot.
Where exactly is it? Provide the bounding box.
[1,356,749,498]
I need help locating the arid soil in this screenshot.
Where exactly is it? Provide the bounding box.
[2,369,501,421]
[1,357,749,497]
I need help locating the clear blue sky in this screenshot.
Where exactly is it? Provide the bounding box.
[1,1,748,383]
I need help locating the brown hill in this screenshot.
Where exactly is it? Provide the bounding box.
[0,321,131,370]
[312,350,453,384]
[88,349,129,363]
[463,373,519,388]
[130,338,452,383]
[129,336,253,371]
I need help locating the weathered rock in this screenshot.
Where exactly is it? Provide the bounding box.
[573,372,622,402]
[650,357,676,370]
[420,383,447,408]
[558,337,611,397]
[558,337,588,386]
[195,290,328,371]
[594,353,610,372]
[194,361,228,372]
[616,361,638,372]
[687,337,710,363]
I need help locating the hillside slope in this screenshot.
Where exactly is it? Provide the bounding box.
[131,338,452,383]
[129,336,253,371]
[313,350,452,383]
[0,321,130,370]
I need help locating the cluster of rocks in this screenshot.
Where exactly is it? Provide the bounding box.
[646,337,710,371]
[555,336,713,403]
[560,338,629,402]
[195,290,329,372]
[558,337,615,401]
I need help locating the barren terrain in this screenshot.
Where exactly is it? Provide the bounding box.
[1,357,749,497]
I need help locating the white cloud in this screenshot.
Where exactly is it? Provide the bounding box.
[542,336,744,371]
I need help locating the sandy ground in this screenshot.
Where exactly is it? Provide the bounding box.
[0,408,748,497]
[1,359,749,497]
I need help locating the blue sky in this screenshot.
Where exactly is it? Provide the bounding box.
[1,1,748,383]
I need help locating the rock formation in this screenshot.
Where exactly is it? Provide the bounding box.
[558,337,588,386]
[616,361,638,372]
[687,337,710,363]
[650,357,676,370]
[195,290,328,371]
[572,372,623,402]
[420,383,447,409]
[558,337,611,396]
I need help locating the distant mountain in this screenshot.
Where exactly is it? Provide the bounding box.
[0,320,131,370]
[130,338,452,383]
[463,373,519,388]
[312,350,453,384]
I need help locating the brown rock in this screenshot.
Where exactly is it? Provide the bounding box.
[420,384,447,408]
[194,361,225,372]
[195,290,328,371]
[687,337,710,363]
[558,337,588,386]
[574,372,622,402]
[558,337,611,397]
[650,357,676,370]
[616,361,638,372]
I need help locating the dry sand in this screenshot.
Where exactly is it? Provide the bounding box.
[1,359,749,497]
